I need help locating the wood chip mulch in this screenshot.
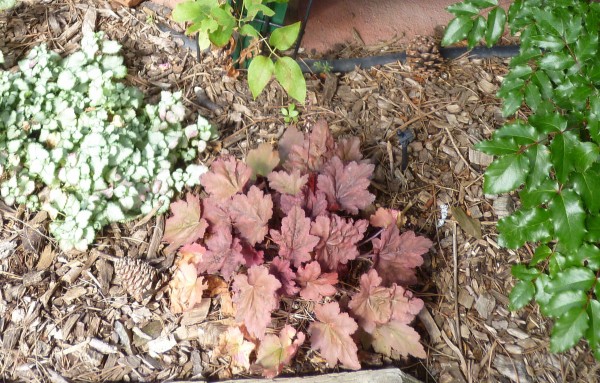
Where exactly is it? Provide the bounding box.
[1,1,598,382]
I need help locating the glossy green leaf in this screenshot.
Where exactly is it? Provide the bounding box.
[502,90,523,116]
[475,137,519,155]
[539,52,576,71]
[529,113,567,133]
[531,33,565,51]
[524,83,542,112]
[564,15,583,45]
[550,307,589,353]
[509,280,535,311]
[274,57,306,104]
[248,56,274,99]
[545,290,587,318]
[573,142,599,173]
[269,22,301,51]
[442,16,474,46]
[585,214,600,242]
[587,96,600,144]
[587,300,600,350]
[468,16,487,49]
[493,121,540,144]
[531,71,554,99]
[576,34,599,62]
[571,244,600,270]
[485,7,506,46]
[497,76,525,99]
[535,274,553,312]
[447,2,480,16]
[519,179,558,208]
[549,190,586,251]
[511,264,540,281]
[550,132,575,184]
[573,169,600,213]
[483,154,529,194]
[530,244,553,266]
[469,0,498,7]
[547,267,596,293]
[525,144,552,187]
[497,207,552,249]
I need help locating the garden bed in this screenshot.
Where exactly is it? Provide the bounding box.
[0,1,596,382]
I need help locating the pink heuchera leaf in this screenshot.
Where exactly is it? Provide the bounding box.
[373,227,433,286]
[279,188,328,218]
[270,205,319,267]
[241,241,264,267]
[310,215,368,271]
[202,197,232,229]
[255,325,305,378]
[371,320,426,359]
[296,261,338,301]
[284,120,335,172]
[369,207,401,228]
[308,302,360,370]
[232,265,281,339]
[246,143,280,179]
[197,230,244,280]
[347,269,394,333]
[201,156,252,201]
[230,186,273,245]
[269,257,299,296]
[317,156,375,214]
[267,169,308,195]
[163,193,208,254]
[347,269,424,333]
[169,260,208,314]
[278,125,304,164]
[334,136,363,163]
[213,326,256,374]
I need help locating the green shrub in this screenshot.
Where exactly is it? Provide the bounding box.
[443,0,600,358]
[0,32,218,252]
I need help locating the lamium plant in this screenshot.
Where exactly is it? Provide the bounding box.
[443,0,600,358]
[0,32,218,251]
[163,120,432,377]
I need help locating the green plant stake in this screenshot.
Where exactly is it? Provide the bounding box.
[172,0,306,104]
[443,0,600,358]
[281,103,299,123]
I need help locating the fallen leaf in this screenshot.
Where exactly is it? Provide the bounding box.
[213,326,256,374]
[371,320,426,359]
[163,193,208,254]
[450,206,482,239]
[255,325,305,378]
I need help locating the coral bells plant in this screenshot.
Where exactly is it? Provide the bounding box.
[163,120,432,376]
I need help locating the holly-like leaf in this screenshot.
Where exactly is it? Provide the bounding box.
[197,230,244,280]
[201,156,252,201]
[369,207,401,228]
[372,227,432,286]
[547,267,596,293]
[573,168,600,213]
[269,257,299,296]
[317,156,375,214]
[285,120,335,172]
[163,193,208,254]
[213,326,256,374]
[296,261,338,301]
[525,144,552,187]
[311,215,368,271]
[587,300,600,351]
[485,7,506,47]
[267,169,308,195]
[232,265,281,339]
[549,190,586,251]
[508,280,535,311]
[497,207,552,249]
[246,143,280,179]
[468,16,487,48]
[370,320,426,359]
[545,290,588,318]
[442,16,474,47]
[230,186,273,245]
[550,307,589,353]
[483,153,530,194]
[270,205,320,267]
[255,325,305,378]
[308,302,360,370]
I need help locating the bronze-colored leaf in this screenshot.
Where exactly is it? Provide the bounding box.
[450,206,482,239]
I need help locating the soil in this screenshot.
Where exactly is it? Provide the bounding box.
[0,1,598,382]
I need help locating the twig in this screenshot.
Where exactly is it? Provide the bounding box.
[452,222,466,375]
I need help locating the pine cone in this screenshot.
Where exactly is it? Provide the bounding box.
[114,258,161,302]
[405,35,444,80]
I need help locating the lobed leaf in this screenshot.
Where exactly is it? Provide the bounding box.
[311,215,368,271]
[255,325,305,378]
[246,142,280,179]
[201,156,252,201]
[371,320,426,359]
[550,308,589,353]
[296,261,338,301]
[229,186,273,246]
[163,193,208,254]
[483,153,530,194]
[270,205,320,267]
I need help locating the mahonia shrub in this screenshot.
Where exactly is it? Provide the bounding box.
[443,0,600,358]
[163,120,433,377]
[0,32,218,251]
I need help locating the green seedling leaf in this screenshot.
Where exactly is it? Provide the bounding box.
[549,190,585,251]
[547,267,596,293]
[497,207,552,249]
[550,307,589,353]
[248,55,275,99]
[509,280,535,311]
[209,25,234,47]
[468,16,487,49]
[485,7,506,46]
[172,0,216,22]
[442,16,474,46]
[450,206,482,239]
[483,153,529,194]
[274,57,306,104]
[269,22,301,51]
